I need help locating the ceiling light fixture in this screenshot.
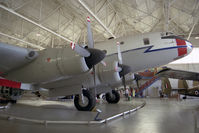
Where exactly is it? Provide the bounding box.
[195,36,199,39]
[36,33,41,37]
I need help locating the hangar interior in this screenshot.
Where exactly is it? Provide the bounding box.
[0,0,199,48]
[0,0,199,133]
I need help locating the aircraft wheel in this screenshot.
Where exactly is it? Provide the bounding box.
[10,100,17,104]
[0,99,17,104]
[182,96,187,99]
[195,90,199,96]
[106,90,120,104]
[0,99,9,104]
[74,89,96,111]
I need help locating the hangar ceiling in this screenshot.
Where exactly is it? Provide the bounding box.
[0,0,199,50]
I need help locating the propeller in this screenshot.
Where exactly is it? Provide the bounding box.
[116,42,131,90]
[116,42,142,89]
[70,17,106,70]
[86,17,99,97]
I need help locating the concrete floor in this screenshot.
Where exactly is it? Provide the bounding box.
[0,98,199,133]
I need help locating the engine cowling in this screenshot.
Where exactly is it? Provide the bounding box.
[5,48,105,83]
[97,61,122,85]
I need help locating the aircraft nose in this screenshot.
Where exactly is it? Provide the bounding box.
[186,41,193,55]
[175,38,193,57]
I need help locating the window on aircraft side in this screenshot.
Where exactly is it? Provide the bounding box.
[143,38,150,45]
[120,41,124,45]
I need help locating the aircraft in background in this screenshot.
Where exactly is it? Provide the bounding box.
[156,67,199,98]
[177,86,199,98]
[0,17,193,111]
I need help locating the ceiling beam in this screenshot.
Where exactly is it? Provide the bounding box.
[163,0,170,32]
[13,1,31,11]
[0,32,44,50]
[0,4,72,43]
[78,0,116,38]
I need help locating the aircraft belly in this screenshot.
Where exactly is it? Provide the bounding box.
[41,73,91,89]
[49,85,82,97]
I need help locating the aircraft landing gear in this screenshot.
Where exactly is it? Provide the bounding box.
[0,99,17,104]
[105,90,120,104]
[74,89,96,111]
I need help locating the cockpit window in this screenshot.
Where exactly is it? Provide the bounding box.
[143,38,150,45]
[160,32,174,37]
[161,35,188,41]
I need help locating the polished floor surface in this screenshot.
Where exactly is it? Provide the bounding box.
[0,99,144,121]
[0,98,199,133]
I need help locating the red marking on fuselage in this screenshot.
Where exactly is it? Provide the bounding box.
[47,58,51,62]
[176,39,187,56]
[90,71,94,75]
[0,79,21,89]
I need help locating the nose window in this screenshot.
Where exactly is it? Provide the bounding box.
[143,38,150,45]
[161,35,189,42]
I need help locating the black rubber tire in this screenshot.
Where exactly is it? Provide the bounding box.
[0,99,9,104]
[105,90,120,104]
[74,90,96,111]
[10,100,17,104]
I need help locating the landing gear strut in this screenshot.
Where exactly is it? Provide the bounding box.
[105,90,120,104]
[74,89,96,111]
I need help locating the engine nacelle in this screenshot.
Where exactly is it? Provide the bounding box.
[5,48,90,83]
[97,61,121,85]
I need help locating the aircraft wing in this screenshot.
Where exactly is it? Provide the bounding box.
[156,67,199,81]
[0,42,38,75]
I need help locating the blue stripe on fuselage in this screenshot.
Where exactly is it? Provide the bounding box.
[144,45,187,53]
[108,45,188,56]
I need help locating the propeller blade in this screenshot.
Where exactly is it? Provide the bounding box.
[93,66,97,96]
[101,60,107,66]
[116,41,128,90]
[118,64,131,77]
[70,42,90,57]
[122,75,127,90]
[134,74,142,88]
[87,17,94,48]
[136,79,139,88]
[117,42,123,64]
